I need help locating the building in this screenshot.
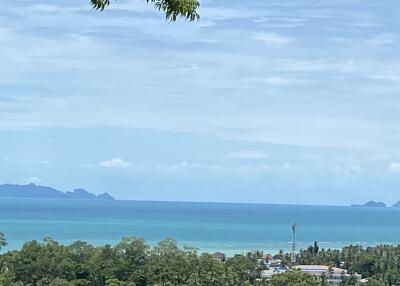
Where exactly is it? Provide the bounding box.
[260,254,282,267]
[260,269,275,280]
[260,267,288,280]
[264,254,274,261]
[268,259,282,267]
[294,265,361,285]
[212,252,226,262]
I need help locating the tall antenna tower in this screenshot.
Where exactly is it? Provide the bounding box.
[291,223,296,265]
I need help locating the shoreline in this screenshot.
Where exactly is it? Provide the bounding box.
[2,238,397,257]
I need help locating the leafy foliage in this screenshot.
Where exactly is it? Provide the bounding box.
[0,237,264,286]
[266,271,319,286]
[297,243,400,286]
[1,237,400,286]
[91,0,110,10]
[90,0,200,21]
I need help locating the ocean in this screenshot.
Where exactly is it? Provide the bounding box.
[1,198,400,255]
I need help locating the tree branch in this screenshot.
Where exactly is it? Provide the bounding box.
[90,0,200,21]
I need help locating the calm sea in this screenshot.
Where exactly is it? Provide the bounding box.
[1,198,400,255]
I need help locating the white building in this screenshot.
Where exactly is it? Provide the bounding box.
[294,265,361,285]
[260,270,275,280]
[259,266,288,281]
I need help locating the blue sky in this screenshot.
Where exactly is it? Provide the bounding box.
[1,0,400,205]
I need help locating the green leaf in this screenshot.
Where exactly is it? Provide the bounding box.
[91,0,200,21]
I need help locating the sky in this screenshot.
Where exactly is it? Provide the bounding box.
[1,0,400,205]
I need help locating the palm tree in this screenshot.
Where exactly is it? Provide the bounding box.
[0,232,6,251]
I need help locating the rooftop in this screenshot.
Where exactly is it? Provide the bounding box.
[295,265,347,274]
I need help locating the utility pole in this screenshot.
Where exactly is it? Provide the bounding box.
[291,223,296,266]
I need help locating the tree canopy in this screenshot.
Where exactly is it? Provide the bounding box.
[1,237,400,286]
[90,0,200,21]
[267,271,319,286]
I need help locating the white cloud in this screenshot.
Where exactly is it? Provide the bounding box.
[99,158,133,168]
[26,177,42,184]
[227,150,269,160]
[157,161,272,178]
[274,59,357,73]
[1,0,400,155]
[157,161,200,173]
[0,28,14,42]
[368,75,400,83]
[329,165,363,176]
[244,76,296,86]
[201,6,256,21]
[252,32,294,46]
[368,33,398,46]
[27,4,62,13]
[263,77,292,86]
[388,162,400,173]
[226,164,271,177]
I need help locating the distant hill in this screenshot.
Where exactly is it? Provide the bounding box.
[364,201,386,207]
[351,201,386,208]
[0,183,115,200]
[392,201,400,208]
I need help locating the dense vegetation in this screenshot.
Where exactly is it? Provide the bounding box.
[296,243,400,285]
[0,235,398,286]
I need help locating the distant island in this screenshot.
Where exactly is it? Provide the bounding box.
[391,201,400,208]
[0,183,115,200]
[363,201,386,208]
[350,201,400,208]
[351,201,386,208]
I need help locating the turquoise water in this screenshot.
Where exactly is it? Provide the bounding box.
[1,198,400,255]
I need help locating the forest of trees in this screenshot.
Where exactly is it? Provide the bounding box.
[0,233,399,286]
[296,243,400,286]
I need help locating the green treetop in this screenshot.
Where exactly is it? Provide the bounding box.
[91,0,200,21]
